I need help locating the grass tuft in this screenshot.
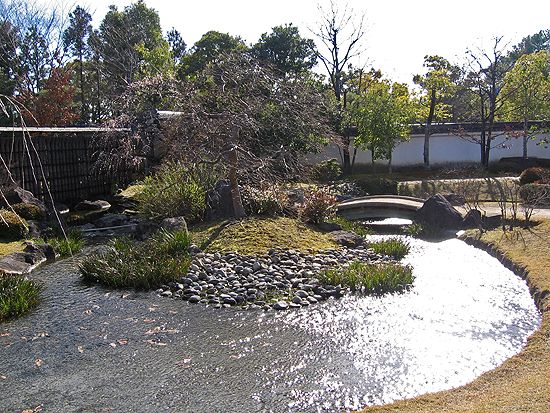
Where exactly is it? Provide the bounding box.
[319,261,414,295]
[79,229,191,290]
[368,237,410,259]
[328,216,373,237]
[47,230,85,257]
[0,274,41,322]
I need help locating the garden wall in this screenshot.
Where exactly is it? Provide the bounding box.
[0,127,132,202]
[308,131,550,167]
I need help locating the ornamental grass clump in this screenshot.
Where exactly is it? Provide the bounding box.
[47,230,85,257]
[319,261,414,295]
[368,237,410,259]
[0,274,41,322]
[79,229,191,290]
[136,162,214,221]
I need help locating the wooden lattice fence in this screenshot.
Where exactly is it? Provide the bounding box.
[0,127,133,202]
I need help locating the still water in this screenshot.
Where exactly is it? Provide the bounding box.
[0,238,540,412]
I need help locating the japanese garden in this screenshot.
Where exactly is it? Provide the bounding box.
[0,0,549,412]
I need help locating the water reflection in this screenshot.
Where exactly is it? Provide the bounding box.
[0,238,540,413]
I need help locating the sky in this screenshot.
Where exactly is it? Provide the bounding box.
[78,0,550,85]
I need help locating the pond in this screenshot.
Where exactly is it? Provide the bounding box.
[0,237,541,412]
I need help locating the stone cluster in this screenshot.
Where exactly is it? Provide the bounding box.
[157,246,393,310]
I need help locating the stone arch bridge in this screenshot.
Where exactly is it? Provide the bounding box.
[337,195,425,220]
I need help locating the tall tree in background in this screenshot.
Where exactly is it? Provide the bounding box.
[502,50,550,157]
[252,23,317,77]
[93,1,172,102]
[507,29,550,63]
[167,28,186,64]
[353,80,414,172]
[413,55,456,169]
[0,0,67,95]
[63,5,92,122]
[179,31,246,77]
[313,0,365,174]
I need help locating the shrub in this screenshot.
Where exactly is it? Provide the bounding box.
[0,274,41,321]
[299,188,337,224]
[241,186,287,216]
[47,230,85,257]
[11,203,44,220]
[136,162,212,221]
[79,228,191,290]
[519,183,550,208]
[355,178,398,195]
[368,237,410,259]
[0,209,28,240]
[519,167,550,185]
[318,261,414,295]
[312,159,342,182]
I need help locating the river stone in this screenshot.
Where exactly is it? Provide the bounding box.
[415,194,463,230]
[188,295,201,303]
[330,230,364,247]
[273,301,289,310]
[94,213,131,228]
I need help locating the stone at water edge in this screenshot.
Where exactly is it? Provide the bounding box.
[93,213,132,228]
[462,209,483,228]
[74,199,111,212]
[415,194,463,230]
[273,301,289,310]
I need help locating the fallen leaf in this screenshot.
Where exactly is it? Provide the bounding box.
[0,374,6,380]
[168,310,177,315]
[175,358,192,366]
[21,405,42,413]
[32,332,49,341]
[143,318,155,324]
[116,339,128,345]
[148,306,158,312]
[146,340,167,347]
[120,293,130,299]
[145,327,162,335]
[109,343,117,348]
[0,332,10,337]
[83,309,93,315]
[34,359,43,367]
[77,346,84,353]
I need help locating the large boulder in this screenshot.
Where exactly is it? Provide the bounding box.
[161,216,188,232]
[415,194,463,230]
[462,209,482,229]
[1,186,47,217]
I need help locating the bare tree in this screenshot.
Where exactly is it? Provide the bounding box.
[458,37,515,167]
[312,0,366,174]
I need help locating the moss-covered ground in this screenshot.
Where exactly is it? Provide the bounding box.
[190,217,338,255]
[360,219,550,413]
[0,239,24,257]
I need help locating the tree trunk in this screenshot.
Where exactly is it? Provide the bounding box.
[228,146,246,218]
[342,135,351,175]
[523,118,529,159]
[424,89,436,170]
[79,52,85,122]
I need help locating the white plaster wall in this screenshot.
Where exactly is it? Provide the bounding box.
[306,133,550,167]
